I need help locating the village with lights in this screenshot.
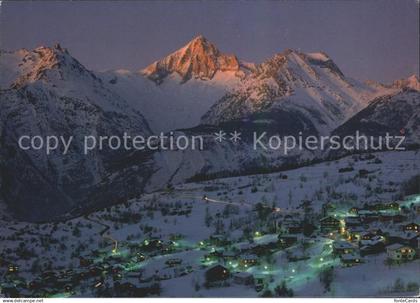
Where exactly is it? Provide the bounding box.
[0,151,419,297]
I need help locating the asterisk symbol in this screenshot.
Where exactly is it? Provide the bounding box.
[214,130,226,142]
[230,131,242,143]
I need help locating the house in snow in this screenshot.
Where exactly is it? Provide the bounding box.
[402,222,419,233]
[344,216,362,228]
[387,244,416,262]
[205,265,230,286]
[239,254,259,268]
[320,216,340,234]
[358,210,379,223]
[388,231,419,247]
[360,242,386,256]
[346,226,366,241]
[222,251,237,262]
[233,272,254,285]
[333,241,358,255]
[359,234,385,247]
[278,235,297,247]
[203,250,223,263]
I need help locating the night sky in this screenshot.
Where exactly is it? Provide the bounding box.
[0,0,418,83]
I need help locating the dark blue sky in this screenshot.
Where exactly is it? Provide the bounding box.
[1,0,418,82]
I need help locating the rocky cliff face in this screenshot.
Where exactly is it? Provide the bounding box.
[142,35,243,83]
[391,75,420,91]
[0,45,154,221]
[332,88,420,146]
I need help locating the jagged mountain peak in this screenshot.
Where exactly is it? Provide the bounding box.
[21,43,73,69]
[407,74,419,81]
[365,74,419,92]
[1,46,153,221]
[333,89,420,146]
[141,35,241,83]
[201,48,371,132]
[187,34,215,49]
[29,44,72,70]
[1,44,94,89]
[392,74,420,91]
[260,48,344,79]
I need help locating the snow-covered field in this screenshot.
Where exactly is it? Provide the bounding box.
[1,150,419,297]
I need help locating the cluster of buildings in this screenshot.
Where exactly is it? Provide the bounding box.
[320,200,419,266]
[198,197,419,290]
[1,194,418,296]
[0,236,187,297]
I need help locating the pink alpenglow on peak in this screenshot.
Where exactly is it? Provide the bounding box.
[142,35,241,83]
[392,74,420,91]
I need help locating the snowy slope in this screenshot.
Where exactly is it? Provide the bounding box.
[141,35,249,83]
[202,49,396,135]
[100,36,252,133]
[390,74,420,91]
[0,39,416,222]
[101,69,242,133]
[332,88,420,145]
[0,151,418,297]
[139,48,402,187]
[0,44,154,221]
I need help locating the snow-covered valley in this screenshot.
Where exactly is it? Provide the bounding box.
[1,150,419,297]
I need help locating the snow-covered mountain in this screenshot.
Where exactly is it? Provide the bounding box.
[100,36,252,132]
[364,74,420,92]
[201,49,394,135]
[102,36,394,134]
[141,52,416,195]
[391,74,420,91]
[0,44,154,221]
[0,38,417,221]
[145,47,400,185]
[142,35,252,83]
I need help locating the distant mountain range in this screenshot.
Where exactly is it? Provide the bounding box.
[0,36,418,221]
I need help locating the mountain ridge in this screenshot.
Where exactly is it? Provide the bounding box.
[141,35,248,84]
[0,44,154,221]
[1,37,418,221]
